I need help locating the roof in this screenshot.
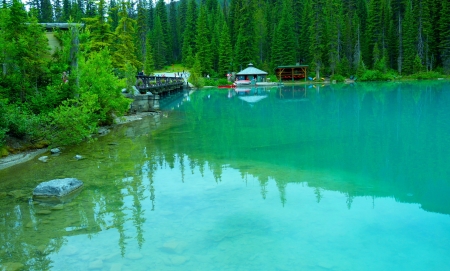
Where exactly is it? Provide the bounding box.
[275,65,309,69]
[237,63,268,75]
[238,95,268,103]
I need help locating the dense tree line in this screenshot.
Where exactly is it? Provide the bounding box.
[14,0,450,77]
[1,0,450,149]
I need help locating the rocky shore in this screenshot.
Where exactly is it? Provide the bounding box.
[0,112,159,171]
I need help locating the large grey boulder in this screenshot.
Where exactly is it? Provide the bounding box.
[33,178,83,198]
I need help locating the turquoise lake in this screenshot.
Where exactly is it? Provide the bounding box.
[1,81,450,270]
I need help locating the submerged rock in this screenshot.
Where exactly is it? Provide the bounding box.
[33,178,83,198]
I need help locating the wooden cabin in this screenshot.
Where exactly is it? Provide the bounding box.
[275,65,309,81]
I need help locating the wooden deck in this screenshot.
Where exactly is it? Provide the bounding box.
[136,75,186,97]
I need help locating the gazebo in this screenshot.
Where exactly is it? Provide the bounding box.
[236,63,268,83]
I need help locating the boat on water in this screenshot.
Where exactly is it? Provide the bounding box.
[218,85,235,88]
[234,80,252,86]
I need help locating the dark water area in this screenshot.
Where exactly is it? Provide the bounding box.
[1,81,449,270]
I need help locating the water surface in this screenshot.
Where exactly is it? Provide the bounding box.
[1,81,450,270]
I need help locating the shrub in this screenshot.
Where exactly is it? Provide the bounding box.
[204,78,217,86]
[216,78,230,85]
[410,71,443,80]
[48,94,98,146]
[331,74,346,82]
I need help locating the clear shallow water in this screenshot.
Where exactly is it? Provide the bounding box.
[1,81,450,270]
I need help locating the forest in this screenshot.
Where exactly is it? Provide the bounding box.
[0,0,450,151]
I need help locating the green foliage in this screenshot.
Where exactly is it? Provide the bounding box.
[195,6,212,75]
[409,71,443,80]
[189,55,205,88]
[413,55,424,74]
[124,62,137,92]
[374,56,388,73]
[359,69,396,81]
[330,74,346,82]
[2,103,44,142]
[79,48,131,125]
[48,94,98,146]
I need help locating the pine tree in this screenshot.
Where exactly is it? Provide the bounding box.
[309,0,325,79]
[169,0,178,62]
[271,0,296,67]
[62,0,71,22]
[403,0,415,74]
[254,0,268,64]
[83,0,113,53]
[234,0,256,69]
[324,0,343,75]
[40,0,54,22]
[218,22,233,76]
[195,5,212,75]
[182,0,197,67]
[108,0,120,32]
[439,0,450,72]
[299,0,311,64]
[54,0,63,22]
[155,0,172,63]
[152,15,166,69]
[136,0,148,68]
[112,1,141,70]
[144,32,155,74]
[176,0,188,61]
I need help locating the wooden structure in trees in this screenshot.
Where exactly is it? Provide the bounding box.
[39,23,85,54]
[275,65,309,81]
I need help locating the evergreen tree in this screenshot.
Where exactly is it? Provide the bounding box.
[54,0,63,22]
[439,0,450,72]
[309,0,325,79]
[152,15,166,69]
[299,0,311,64]
[324,0,343,75]
[218,22,232,76]
[234,0,256,69]
[402,0,415,74]
[254,0,268,65]
[108,0,120,31]
[62,0,71,22]
[271,0,296,67]
[136,0,148,68]
[195,6,212,75]
[177,0,188,60]
[40,0,53,22]
[144,32,155,74]
[182,0,197,67]
[155,0,172,63]
[83,0,113,53]
[169,0,178,62]
[112,1,141,70]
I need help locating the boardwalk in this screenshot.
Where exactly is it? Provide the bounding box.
[136,75,186,97]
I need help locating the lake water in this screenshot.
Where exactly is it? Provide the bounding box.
[1,81,450,271]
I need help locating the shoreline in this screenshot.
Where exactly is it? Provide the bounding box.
[0,112,159,171]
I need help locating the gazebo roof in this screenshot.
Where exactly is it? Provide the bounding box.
[237,63,268,75]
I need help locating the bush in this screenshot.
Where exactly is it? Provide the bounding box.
[268,74,278,82]
[48,94,98,146]
[410,71,443,80]
[204,78,217,86]
[216,78,230,85]
[359,69,396,81]
[331,74,346,82]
